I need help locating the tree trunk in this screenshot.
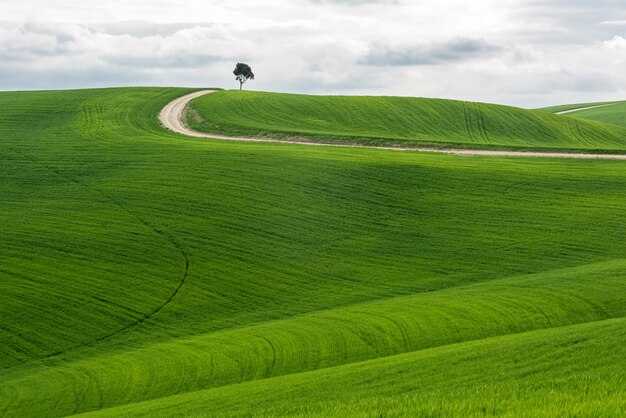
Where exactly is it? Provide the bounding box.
[239,81,243,90]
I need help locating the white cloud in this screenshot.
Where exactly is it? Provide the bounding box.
[0,0,624,107]
[604,36,626,49]
[600,20,626,26]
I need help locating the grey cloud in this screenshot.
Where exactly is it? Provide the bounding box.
[515,0,626,43]
[104,53,226,69]
[0,62,146,90]
[0,22,237,68]
[510,71,618,95]
[90,21,215,38]
[1,1,625,107]
[554,75,617,93]
[600,20,626,26]
[310,0,399,5]
[361,38,500,66]
[0,21,245,90]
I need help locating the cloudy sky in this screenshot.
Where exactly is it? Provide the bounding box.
[0,0,625,107]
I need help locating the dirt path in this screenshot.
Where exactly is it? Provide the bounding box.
[555,103,617,115]
[160,90,626,160]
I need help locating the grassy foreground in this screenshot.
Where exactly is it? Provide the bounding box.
[76,317,626,417]
[187,90,626,151]
[1,88,625,417]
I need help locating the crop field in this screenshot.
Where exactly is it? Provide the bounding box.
[541,101,626,128]
[538,101,621,114]
[1,87,625,417]
[187,90,626,151]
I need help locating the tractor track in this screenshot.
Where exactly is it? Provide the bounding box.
[5,147,189,365]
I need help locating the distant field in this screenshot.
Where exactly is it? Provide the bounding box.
[541,101,626,128]
[1,88,625,417]
[538,101,621,114]
[187,90,626,151]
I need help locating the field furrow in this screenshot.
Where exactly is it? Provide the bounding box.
[1,87,625,417]
[74,317,626,418]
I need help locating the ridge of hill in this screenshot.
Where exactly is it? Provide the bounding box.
[187,90,626,151]
[540,100,626,128]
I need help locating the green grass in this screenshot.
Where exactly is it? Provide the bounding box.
[541,101,626,128]
[76,317,626,417]
[537,101,622,114]
[1,87,625,417]
[187,90,626,151]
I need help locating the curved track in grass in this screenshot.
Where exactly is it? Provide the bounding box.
[160,90,626,160]
[555,103,618,115]
[32,152,191,362]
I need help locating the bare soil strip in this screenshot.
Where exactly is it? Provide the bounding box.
[160,90,626,160]
[555,103,617,115]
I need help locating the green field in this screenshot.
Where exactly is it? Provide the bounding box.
[541,101,626,128]
[1,88,626,417]
[187,90,626,151]
[538,101,620,114]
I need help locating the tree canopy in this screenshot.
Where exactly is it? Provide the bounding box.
[234,63,254,90]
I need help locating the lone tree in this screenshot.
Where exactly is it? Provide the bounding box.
[233,62,254,90]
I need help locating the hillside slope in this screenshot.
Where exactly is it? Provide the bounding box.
[542,101,626,128]
[187,90,626,151]
[0,88,625,417]
[538,101,620,114]
[77,317,626,418]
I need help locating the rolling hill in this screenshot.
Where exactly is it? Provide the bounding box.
[1,88,625,417]
[541,101,626,128]
[186,90,626,151]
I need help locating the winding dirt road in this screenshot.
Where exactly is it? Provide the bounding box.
[159,90,626,160]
